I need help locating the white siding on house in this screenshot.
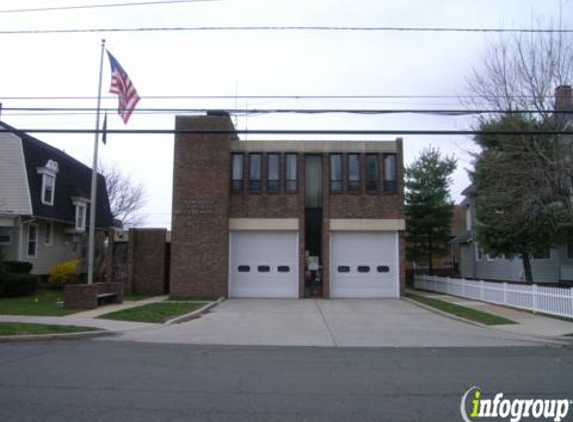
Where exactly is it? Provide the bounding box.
[470,250,558,284]
[0,133,32,216]
[459,244,475,279]
[20,221,80,275]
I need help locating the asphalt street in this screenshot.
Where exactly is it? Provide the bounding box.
[0,340,572,422]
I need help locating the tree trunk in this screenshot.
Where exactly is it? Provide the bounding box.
[522,252,533,284]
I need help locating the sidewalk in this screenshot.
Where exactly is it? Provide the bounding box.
[0,296,168,334]
[409,289,573,340]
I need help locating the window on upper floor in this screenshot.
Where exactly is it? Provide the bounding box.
[267,153,280,193]
[44,222,53,246]
[248,153,262,192]
[0,227,12,245]
[231,153,243,192]
[37,159,59,206]
[285,153,298,192]
[366,154,379,192]
[384,154,397,193]
[347,154,361,192]
[330,154,343,192]
[75,204,87,231]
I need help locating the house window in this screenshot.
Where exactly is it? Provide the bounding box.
[533,248,551,260]
[72,235,80,255]
[285,153,297,192]
[384,154,397,192]
[0,227,12,245]
[37,159,59,206]
[567,244,573,260]
[366,154,379,191]
[347,154,361,192]
[231,154,243,192]
[42,174,55,205]
[330,154,343,192]
[75,204,87,231]
[476,244,484,261]
[248,153,262,192]
[44,223,53,246]
[267,153,280,193]
[27,224,38,258]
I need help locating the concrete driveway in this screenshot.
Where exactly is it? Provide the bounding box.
[111,299,545,347]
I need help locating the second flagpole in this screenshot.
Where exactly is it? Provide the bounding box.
[87,38,106,285]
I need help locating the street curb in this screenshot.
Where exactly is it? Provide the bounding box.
[164,297,226,325]
[0,329,114,343]
[403,297,488,328]
[403,297,572,346]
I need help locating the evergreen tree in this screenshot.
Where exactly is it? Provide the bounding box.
[405,148,457,273]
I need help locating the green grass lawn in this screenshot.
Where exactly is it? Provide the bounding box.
[406,293,516,326]
[0,290,77,316]
[0,322,100,336]
[98,302,205,323]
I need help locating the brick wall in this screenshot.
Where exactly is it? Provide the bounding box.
[170,114,233,298]
[127,228,167,295]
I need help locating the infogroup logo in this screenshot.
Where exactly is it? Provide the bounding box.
[460,386,572,422]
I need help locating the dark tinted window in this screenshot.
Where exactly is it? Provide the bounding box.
[348,154,361,192]
[237,265,250,272]
[337,265,350,273]
[330,154,342,192]
[277,266,290,273]
[267,153,280,192]
[366,154,379,191]
[357,266,370,273]
[231,154,243,192]
[377,265,390,273]
[285,153,297,192]
[258,265,271,273]
[384,154,397,192]
[249,154,262,192]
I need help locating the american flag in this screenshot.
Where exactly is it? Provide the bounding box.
[107,51,140,124]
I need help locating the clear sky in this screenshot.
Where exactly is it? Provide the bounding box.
[1,0,571,228]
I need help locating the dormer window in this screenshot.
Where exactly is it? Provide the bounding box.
[71,196,89,232]
[37,160,59,206]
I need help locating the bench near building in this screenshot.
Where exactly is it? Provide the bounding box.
[170,113,406,299]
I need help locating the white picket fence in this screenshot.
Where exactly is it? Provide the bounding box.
[414,274,573,319]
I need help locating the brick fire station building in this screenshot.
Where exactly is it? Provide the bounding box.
[170,112,405,298]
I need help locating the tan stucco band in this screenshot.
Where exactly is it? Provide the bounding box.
[229,218,299,231]
[230,140,398,153]
[329,219,406,231]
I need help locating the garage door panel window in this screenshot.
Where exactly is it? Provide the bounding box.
[257,265,271,273]
[337,265,351,273]
[278,266,290,273]
[357,265,370,273]
[377,265,390,273]
[237,265,251,272]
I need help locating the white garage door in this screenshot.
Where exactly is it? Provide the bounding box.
[330,231,399,298]
[229,231,299,298]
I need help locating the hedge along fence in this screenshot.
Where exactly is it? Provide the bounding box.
[0,260,38,297]
[414,274,573,319]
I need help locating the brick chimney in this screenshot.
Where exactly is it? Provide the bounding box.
[555,85,572,111]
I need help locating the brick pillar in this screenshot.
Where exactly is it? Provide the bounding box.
[170,114,233,298]
[128,228,167,295]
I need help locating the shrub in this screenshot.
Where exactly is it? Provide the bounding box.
[1,273,38,297]
[48,260,80,288]
[3,261,33,274]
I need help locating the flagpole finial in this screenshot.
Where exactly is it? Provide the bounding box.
[101,39,106,47]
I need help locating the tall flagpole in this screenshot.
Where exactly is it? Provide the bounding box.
[87,39,106,285]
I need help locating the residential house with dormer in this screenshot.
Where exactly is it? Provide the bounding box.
[0,121,114,276]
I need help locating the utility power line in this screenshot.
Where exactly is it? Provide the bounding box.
[0,0,240,14]
[1,128,572,136]
[2,26,572,35]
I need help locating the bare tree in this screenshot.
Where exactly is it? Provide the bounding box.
[99,162,146,228]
